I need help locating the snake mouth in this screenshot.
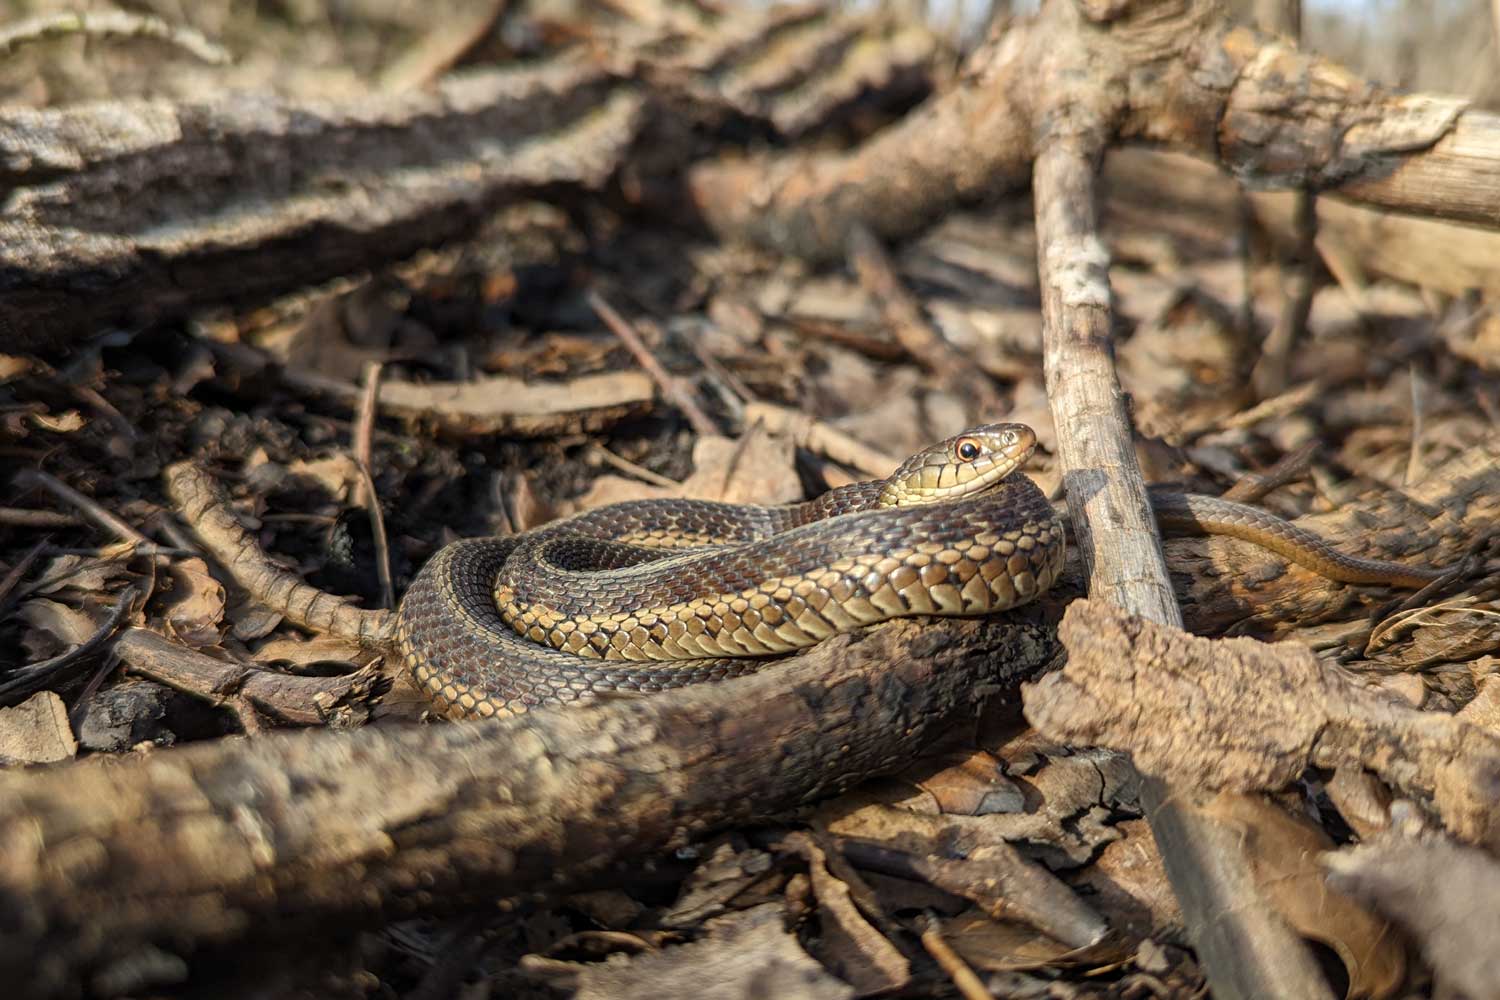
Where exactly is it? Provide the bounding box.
[879,423,1038,506]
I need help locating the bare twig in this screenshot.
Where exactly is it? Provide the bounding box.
[845,223,976,382]
[1252,185,1318,398]
[588,444,683,489]
[918,913,990,1000]
[1222,440,1319,504]
[0,508,80,529]
[1406,364,1429,486]
[14,470,151,548]
[0,10,231,65]
[0,584,143,705]
[587,290,718,437]
[0,539,47,618]
[353,362,396,611]
[742,402,900,478]
[1032,111,1333,1000]
[835,837,1107,949]
[163,463,392,646]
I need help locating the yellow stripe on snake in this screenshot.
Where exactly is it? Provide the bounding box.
[395,423,1445,720]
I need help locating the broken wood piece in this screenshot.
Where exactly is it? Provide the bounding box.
[742,402,900,478]
[290,367,656,438]
[1323,828,1500,1000]
[834,836,1108,951]
[163,462,392,646]
[0,609,1057,996]
[1028,598,1500,852]
[692,2,1498,260]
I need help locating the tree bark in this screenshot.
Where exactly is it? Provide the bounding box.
[0,612,1056,999]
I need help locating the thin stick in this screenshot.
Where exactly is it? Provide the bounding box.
[15,470,152,548]
[742,402,900,479]
[0,10,231,64]
[0,584,143,704]
[1222,440,1318,504]
[1405,364,1428,486]
[1033,138,1333,1000]
[917,913,990,1000]
[0,539,48,619]
[588,444,682,490]
[0,508,81,528]
[587,290,718,437]
[353,362,396,611]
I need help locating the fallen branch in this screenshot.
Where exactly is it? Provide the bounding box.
[1029,598,1500,851]
[691,0,1497,259]
[0,610,1057,997]
[163,462,392,646]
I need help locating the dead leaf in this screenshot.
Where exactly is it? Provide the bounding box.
[252,635,365,670]
[523,904,853,1000]
[18,598,98,662]
[1204,794,1406,1000]
[287,454,362,503]
[1325,830,1500,1000]
[30,410,87,433]
[579,431,802,510]
[0,353,32,382]
[32,554,131,597]
[160,558,226,648]
[1069,819,1181,940]
[905,749,1025,816]
[937,909,1078,973]
[0,691,77,764]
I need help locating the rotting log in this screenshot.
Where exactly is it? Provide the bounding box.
[0,612,1057,998]
[691,0,1500,259]
[0,6,939,353]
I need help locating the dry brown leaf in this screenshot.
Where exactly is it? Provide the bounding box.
[32,554,131,597]
[287,455,362,503]
[905,749,1025,816]
[937,909,1077,973]
[252,635,366,670]
[1325,830,1500,1000]
[0,353,32,382]
[18,598,98,662]
[30,410,86,433]
[524,904,853,1000]
[579,431,801,510]
[0,691,77,764]
[1203,794,1406,1000]
[160,558,226,648]
[1069,819,1181,941]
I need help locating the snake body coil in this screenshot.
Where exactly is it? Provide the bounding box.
[397,424,1063,719]
[396,424,1446,720]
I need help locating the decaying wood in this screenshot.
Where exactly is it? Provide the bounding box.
[0,611,1057,998]
[1323,829,1500,1000]
[0,6,939,352]
[0,59,644,353]
[691,0,1497,260]
[1031,598,1500,851]
[1027,12,1337,997]
[163,462,393,646]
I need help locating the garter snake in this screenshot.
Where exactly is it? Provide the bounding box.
[395,423,1444,720]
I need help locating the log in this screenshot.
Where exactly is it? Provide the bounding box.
[0,611,1057,998]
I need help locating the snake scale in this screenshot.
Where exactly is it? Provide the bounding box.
[396,423,1445,720]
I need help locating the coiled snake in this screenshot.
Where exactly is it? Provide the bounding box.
[396,423,1444,720]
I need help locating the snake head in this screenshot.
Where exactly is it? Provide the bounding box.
[877,423,1037,507]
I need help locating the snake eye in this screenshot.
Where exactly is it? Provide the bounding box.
[955,438,981,462]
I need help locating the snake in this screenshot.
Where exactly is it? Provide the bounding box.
[395,423,1445,721]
